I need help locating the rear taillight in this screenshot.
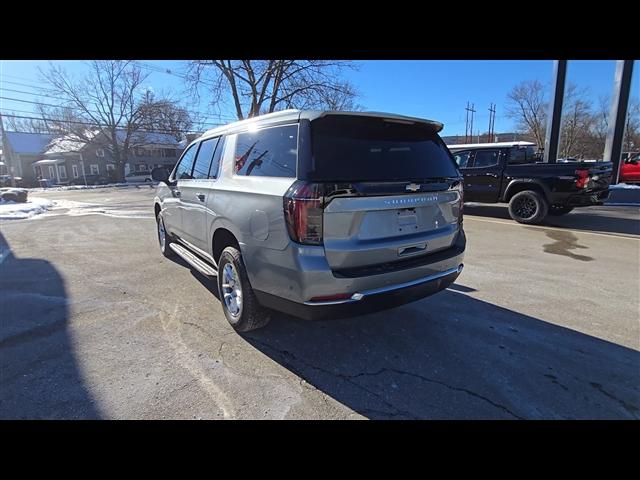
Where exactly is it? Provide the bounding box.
[575,169,590,189]
[452,180,464,224]
[283,181,324,245]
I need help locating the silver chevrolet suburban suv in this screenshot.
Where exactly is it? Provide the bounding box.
[152,110,465,332]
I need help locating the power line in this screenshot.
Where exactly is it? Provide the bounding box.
[0,93,229,128]
[0,112,210,136]
[0,81,238,125]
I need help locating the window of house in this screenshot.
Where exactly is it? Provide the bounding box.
[163,148,176,158]
[139,164,147,171]
[472,150,500,168]
[48,166,56,179]
[173,143,198,180]
[96,148,105,158]
[234,125,297,177]
[58,165,67,179]
[191,137,219,180]
[90,164,100,175]
[106,164,115,171]
[72,164,79,178]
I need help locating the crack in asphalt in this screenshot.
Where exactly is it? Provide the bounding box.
[247,338,420,420]
[248,337,524,420]
[589,382,639,418]
[351,368,525,420]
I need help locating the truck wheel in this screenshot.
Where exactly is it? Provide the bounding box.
[157,212,176,258]
[548,205,574,216]
[217,246,270,332]
[508,190,548,224]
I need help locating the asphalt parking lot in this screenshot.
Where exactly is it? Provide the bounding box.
[1,186,638,419]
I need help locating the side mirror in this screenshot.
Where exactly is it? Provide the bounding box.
[151,167,170,183]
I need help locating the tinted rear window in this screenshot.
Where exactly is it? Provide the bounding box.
[305,116,458,182]
[234,125,297,178]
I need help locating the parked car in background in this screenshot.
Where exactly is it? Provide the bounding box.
[619,153,640,184]
[125,171,153,183]
[449,142,612,224]
[70,174,109,186]
[153,110,465,332]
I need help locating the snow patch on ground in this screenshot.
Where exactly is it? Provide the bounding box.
[28,182,156,193]
[0,197,55,220]
[610,183,640,190]
[38,199,153,219]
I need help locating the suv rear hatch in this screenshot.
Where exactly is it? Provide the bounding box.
[286,114,463,271]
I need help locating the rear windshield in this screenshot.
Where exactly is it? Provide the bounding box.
[304,116,458,182]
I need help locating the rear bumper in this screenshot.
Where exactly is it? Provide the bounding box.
[253,228,466,320]
[255,265,462,321]
[566,189,610,207]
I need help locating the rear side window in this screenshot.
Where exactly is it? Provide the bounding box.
[234,125,297,177]
[192,137,218,179]
[208,136,225,178]
[174,143,198,180]
[453,150,471,168]
[472,150,500,168]
[305,116,458,182]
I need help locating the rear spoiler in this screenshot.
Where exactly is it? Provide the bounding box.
[311,111,444,132]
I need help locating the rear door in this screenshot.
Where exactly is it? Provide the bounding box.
[179,136,222,252]
[463,149,503,202]
[306,115,463,271]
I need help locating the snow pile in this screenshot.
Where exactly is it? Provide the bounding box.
[28,182,157,193]
[610,183,640,190]
[0,197,55,220]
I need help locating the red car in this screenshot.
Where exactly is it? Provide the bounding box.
[620,153,640,184]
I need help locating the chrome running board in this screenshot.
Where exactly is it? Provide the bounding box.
[169,243,218,277]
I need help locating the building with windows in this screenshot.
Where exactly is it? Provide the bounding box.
[3,130,184,186]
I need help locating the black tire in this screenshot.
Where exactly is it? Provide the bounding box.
[156,212,176,258]
[508,190,549,224]
[548,205,574,216]
[217,246,270,332]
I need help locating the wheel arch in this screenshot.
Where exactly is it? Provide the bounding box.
[503,179,550,203]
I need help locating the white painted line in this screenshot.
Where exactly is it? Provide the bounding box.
[465,216,640,240]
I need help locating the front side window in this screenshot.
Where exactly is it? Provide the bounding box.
[192,137,219,180]
[235,125,297,177]
[173,143,198,180]
[96,148,105,158]
[90,164,100,175]
[453,150,471,168]
[472,150,500,168]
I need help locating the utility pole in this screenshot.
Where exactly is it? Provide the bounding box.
[488,103,497,142]
[465,102,476,143]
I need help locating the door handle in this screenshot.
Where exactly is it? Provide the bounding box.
[197,193,205,202]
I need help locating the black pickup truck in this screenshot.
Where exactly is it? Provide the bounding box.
[448,142,612,224]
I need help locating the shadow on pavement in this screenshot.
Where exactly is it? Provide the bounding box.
[0,232,100,419]
[243,290,639,419]
[464,204,640,236]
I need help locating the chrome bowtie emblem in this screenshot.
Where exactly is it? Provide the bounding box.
[405,183,421,192]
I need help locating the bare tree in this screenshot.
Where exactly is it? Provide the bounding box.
[39,61,191,181]
[4,112,50,133]
[505,80,548,148]
[186,60,360,120]
[559,84,594,159]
